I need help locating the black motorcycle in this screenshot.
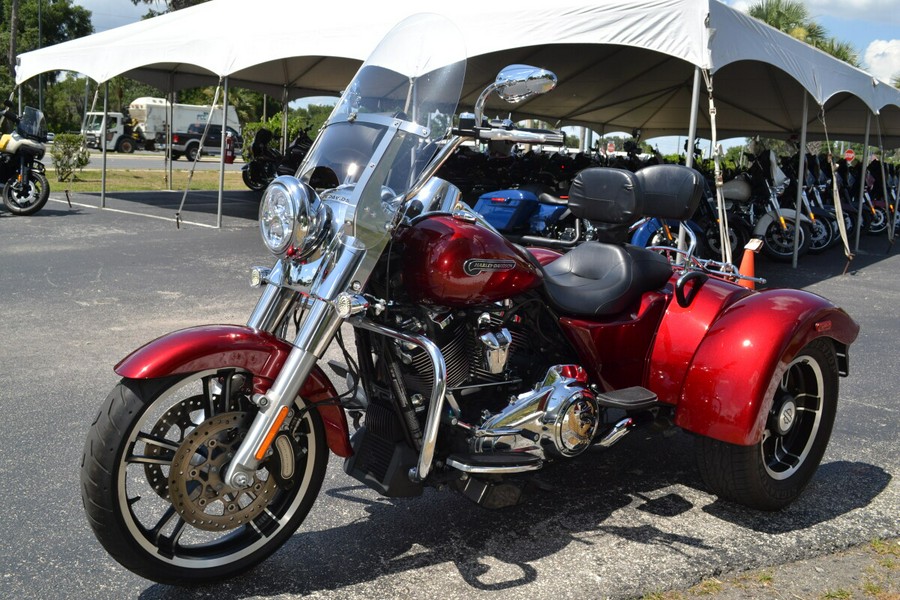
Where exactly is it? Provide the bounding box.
[0,101,50,216]
[241,127,312,191]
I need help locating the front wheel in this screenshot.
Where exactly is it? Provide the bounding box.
[3,170,50,215]
[81,369,328,584]
[761,217,811,262]
[695,338,838,510]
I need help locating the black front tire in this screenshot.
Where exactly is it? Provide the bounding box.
[81,370,328,584]
[117,138,135,154]
[695,338,838,510]
[761,217,811,262]
[3,170,50,215]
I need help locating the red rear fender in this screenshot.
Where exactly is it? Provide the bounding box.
[671,289,859,446]
[115,325,351,457]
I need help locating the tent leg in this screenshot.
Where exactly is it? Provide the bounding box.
[218,76,229,229]
[678,66,702,259]
[281,86,289,155]
[101,81,108,209]
[792,94,808,268]
[855,113,871,254]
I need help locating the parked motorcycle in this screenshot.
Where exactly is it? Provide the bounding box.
[81,15,859,585]
[723,149,813,262]
[0,101,50,215]
[241,127,313,191]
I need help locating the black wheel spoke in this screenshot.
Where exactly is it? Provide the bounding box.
[135,431,181,455]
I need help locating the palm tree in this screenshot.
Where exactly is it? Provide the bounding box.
[816,38,861,69]
[749,0,825,46]
[893,75,900,89]
[749,0,859,66]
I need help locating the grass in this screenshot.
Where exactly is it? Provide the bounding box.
[49,168,246,193]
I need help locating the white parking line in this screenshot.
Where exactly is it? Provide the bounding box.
[48,197,218,228]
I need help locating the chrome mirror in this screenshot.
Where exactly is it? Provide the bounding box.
[473,64,558,126]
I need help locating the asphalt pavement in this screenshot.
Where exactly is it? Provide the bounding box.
[0,190,897,599]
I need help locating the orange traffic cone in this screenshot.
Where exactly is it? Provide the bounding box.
[737,238,763,289]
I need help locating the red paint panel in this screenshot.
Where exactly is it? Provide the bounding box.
[648,277,751,405]
[400,215,543,306]
[527,247,563,266]
[560,291,667,391]
[674,289,859,446]
[115,325,352,457]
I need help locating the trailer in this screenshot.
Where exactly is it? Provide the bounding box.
[81,98,241,153]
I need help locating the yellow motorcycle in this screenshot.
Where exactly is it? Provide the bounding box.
[0,101,50,216]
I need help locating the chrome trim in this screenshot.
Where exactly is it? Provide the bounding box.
[349,316,449,482]
[247,260,297,332]
[227,236,366,489]
[446,456,542,474]
[596,417,635,448]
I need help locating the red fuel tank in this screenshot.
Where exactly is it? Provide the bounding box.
[399,215,543,306]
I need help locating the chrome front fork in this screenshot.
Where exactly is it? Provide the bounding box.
[225,236,366,489]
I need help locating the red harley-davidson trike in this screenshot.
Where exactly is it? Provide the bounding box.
[81,15,859,585]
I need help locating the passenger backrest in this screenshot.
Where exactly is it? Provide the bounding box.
[567,167,643,223]
[633,164,703,220]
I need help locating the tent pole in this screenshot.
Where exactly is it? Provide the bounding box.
[685,67,701,170]
[792,93,808,268]
[217,76,229,229]
[678,66,702,259]
[281,86,289,155]
[855,113,871,253]
[101,81,108,209]
[167,77,174,191]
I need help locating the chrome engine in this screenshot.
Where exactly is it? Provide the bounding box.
[473,365,600,459]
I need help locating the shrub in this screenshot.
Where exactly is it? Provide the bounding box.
[49,134,91,182]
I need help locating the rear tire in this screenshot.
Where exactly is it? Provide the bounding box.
[3,170,50,215]
[81,370,328,584]
[242,167,267,191]
[695,338,838,510]
[186,144,200,162]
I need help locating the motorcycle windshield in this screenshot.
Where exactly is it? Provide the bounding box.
[18,107,47,140]
[297,13,465,251]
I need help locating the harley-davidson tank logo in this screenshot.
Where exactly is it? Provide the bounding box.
[463,259,516,276]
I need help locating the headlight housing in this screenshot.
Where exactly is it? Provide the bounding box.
[259,176,330,259]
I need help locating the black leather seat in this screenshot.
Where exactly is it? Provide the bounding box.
[542,241,672,317]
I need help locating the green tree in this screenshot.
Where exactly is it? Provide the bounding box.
[893,74,899,88]
[749,0,859,66]
[130,0,209,18]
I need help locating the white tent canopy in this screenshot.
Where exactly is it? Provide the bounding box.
[15,0,900,143]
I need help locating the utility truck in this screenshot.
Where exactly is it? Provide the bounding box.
[81,97,241,153]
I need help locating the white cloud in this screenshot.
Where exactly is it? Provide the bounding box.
[729,0,751,13]
[864,40,900,83]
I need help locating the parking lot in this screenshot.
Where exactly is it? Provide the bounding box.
[0,190,897,599]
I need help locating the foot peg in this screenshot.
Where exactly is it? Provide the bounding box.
[595,386,658,410]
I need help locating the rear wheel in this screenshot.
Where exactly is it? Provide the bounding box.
[695,338,838,510]
[81,369,328,584]
[3,170,50,215]
[242,167,267,191]
[186,144,200,162]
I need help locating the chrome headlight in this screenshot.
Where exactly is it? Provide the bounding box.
[259,176,329,259]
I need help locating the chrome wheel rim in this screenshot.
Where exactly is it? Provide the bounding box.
[116,369,319,569]
[762,354,825,480]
